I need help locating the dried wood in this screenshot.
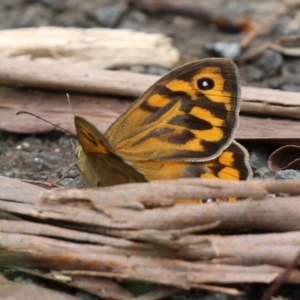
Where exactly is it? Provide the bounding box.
[239,2,288,49]
[0,27,179,68]
[268,145,300,170]
[0,238,297,286]
[2,58,300,112]
[2,175,300,294]
[1,86,300,143]
[2,176,300,234]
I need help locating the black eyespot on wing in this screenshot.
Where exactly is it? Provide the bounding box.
[197,77,215,90]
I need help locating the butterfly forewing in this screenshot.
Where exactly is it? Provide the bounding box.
[105,58,240,162]
[74,116,147,186]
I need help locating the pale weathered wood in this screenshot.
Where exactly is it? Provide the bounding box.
[0,27,179,68]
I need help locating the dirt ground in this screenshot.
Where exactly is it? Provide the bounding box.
[1,0,300,299]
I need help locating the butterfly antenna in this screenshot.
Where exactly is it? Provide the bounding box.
[16,111,74,136]
[66,93,76,117]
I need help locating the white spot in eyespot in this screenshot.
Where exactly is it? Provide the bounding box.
[205,198,214,203]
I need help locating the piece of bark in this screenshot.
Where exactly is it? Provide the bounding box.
[1,58,300,111]
[268,145,300,170]
[2,220,300,270]
[0,239,297,285]
[2,176,300,233]
[2,86,300,143]
[0,27,179,68]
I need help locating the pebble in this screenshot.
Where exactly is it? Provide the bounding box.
[204,42,241,60]
[17,9,37,27]
[39,151,63,164]
[18,137,42,152]
[27,172,48,181]
[90,3,129,27]
[202,292,228,300]
[119,10,148,29]
[59,177,82,187]
[274,169,300,180]
[41,0,67,12]
[248,146,270,170]
[3,170,15,178]
[57,167,79,179]
[274,15,298,36]
[146,65,170,76]
[173,16,195,29]
[290,59,300,73]
[281,85,300,92]
[268,77,285,89]
[24,156,49,172]
[4,0,23,9]
[253,167,274,179]
[0,141,8,154]
[129,65,147,74]
[247,67,264,82]
[58,135,71,149]
[255,50,283,78]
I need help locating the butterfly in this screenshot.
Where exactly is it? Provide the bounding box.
[74,58,252,200]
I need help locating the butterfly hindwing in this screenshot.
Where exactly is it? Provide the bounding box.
[130,141,251,182]
[105,58,241,162]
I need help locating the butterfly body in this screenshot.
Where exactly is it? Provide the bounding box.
[74,58,252,190]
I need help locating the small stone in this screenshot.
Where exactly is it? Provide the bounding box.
[268,77,286,89]
[255,50,283,78]
[57,167,79,179]
[146,65,169,76]
[249,146,269,170]
[173,16,195,29]
[90,3,129,27]
[41,0,67,12]
[3,170,15,178]
[59,177,80,187]
[281,85,300,92]
[129,65,147,74]
[39,151,63,164]
[17,9,37,27]
[203,292,228,300]
[0,141,8,154]
[247,67,264,82]
[24,156,49,172]
[290,59,300,73]
[274,15,298,36]
[253,167,274,179]
[19,137,42,152]
[275,169,300,180]
[27,172,49,181]
[4,0,23,9]
[120,10,148,29]
[58,135,71,149]
[68,168,80,178]
[204,42,241,60]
